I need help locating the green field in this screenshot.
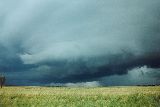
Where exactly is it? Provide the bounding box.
[0,86,160,107]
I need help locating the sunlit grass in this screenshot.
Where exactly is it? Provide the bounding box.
[0,86,160,107]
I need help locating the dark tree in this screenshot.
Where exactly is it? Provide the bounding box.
[0,75,5,88]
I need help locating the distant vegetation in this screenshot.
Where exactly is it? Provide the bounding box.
[0,86,160,107]
[0,75,5,88]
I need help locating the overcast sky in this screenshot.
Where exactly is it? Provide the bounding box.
[0,0,160,86]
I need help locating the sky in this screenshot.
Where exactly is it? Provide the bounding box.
[0,0,160,86]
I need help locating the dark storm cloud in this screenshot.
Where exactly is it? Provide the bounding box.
[0,0,160,85]
[100,66,160,86]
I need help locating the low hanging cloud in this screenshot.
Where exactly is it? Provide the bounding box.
[0,0,160,85]
[47,81,101,87]
[100,66,160,86]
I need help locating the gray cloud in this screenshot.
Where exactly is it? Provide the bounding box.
[0,0,160,85]
[100,66,160,86]
[47,81,101,87]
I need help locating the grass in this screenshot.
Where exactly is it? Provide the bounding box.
[0,86,160,107]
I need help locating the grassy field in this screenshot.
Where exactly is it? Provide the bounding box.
[0,86,160,107]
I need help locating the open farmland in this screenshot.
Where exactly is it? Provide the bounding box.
[0,86,160,107]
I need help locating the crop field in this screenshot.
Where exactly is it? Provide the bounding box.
[0,86,160,107]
